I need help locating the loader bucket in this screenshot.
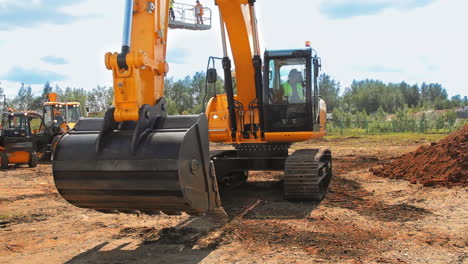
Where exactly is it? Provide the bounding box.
[53,114,222,214]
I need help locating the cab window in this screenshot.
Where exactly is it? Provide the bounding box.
[268,58,307,105]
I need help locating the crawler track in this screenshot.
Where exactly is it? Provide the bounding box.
[283,149,332,201]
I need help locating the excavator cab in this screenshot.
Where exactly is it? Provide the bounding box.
[39,95,82,160]
[263,49,320,133]
[43,103,81,133]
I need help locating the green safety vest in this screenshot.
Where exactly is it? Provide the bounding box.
[170,0,174,8]
[282,82,304,102]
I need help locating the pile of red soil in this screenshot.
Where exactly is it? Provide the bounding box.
[372,124,468,187]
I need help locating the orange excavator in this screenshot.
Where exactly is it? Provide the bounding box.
[53,0,332,215]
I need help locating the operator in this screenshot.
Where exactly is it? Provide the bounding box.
[169,0,175,20]
[54,113,64,125]
[282,69,305,103]
[195,1,204,24]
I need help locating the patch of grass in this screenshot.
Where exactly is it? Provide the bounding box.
[0,213,21,221]
[0,214,9,220]
[324,133,447,142]
[0,213,48,225]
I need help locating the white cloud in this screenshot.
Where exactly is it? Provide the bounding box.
[0,0,29,8]
[319,0,435,19]
[257,0,467,96]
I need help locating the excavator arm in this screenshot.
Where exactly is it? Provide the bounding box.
[105,0,169,122]
[216,0,257,108]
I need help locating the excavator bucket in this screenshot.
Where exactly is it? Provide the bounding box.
[53,114,222,215]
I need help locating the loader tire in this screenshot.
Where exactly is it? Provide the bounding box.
[1,153,9,169]
[39,152,52,161]
[29,153,38,168]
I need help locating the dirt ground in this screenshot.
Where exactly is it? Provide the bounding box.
[0,134,466,264]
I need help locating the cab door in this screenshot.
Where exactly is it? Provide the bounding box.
[262,51,314,133]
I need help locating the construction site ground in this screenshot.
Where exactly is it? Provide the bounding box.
[0,134,466,264]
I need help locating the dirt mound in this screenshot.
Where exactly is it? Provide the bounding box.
[372,124,468,187]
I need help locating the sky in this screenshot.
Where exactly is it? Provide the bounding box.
[0,0,467,98]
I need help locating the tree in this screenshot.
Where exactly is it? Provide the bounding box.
[319,73,340,111]
[30,97,44,112]
[0,82,4,110]
[450,95,463,108]
[53,84,64,98]
[62,87,89,115]
[343,79,404,113]
[166,74,198,114]
[87,86,113,113]
[375,106,387,121]
[42,82,53,99]
[397,82,420,107]
[13,83,34,111]
[0,68,464,120]
[420,82,448,109]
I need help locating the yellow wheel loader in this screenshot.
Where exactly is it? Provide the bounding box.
[37,93,82,160]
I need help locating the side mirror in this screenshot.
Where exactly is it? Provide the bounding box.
[207,68,217,84]
[313,59,320,78]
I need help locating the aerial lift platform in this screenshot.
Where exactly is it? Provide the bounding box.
[168,2,212,30]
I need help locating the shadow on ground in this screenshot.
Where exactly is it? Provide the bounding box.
[64,154,429,263]
[325,175,432,222]
[65,215,221,264]
[221,180,319,219]
[64,179,319,264]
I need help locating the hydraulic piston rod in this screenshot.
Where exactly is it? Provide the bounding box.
[122,0,134,49]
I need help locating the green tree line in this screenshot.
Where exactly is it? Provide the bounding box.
[329,105,464,134]
[0,82,114,115]
[319,74,467,113]
[1,73,466,118]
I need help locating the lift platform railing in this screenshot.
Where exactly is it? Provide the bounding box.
[169,2,212,30]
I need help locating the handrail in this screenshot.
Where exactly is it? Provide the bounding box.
[169,2,212,30]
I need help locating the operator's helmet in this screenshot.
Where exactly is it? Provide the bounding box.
[288,69,299,79]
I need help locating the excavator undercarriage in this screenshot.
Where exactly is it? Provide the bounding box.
[212,144,332,201]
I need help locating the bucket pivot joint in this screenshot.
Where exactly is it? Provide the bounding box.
[96,98,168,154]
